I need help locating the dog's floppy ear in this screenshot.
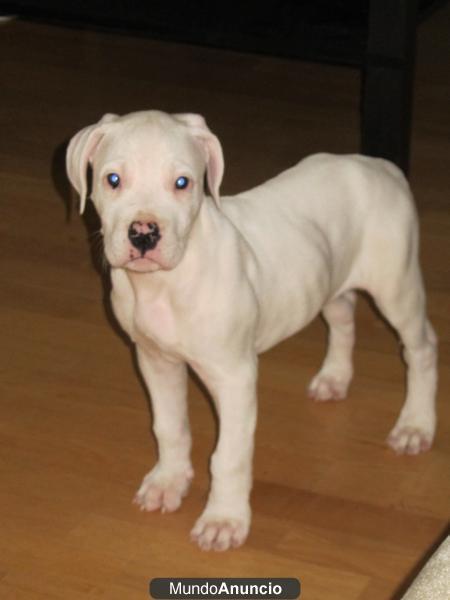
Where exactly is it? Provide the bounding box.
[66,113,118,214]
[174,113,224,205]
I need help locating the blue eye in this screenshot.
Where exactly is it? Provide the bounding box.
[107,173,120,189]
[175,176,189,190]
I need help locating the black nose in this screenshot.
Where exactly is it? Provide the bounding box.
[128,221,161,253]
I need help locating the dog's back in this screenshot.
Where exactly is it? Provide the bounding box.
[221,153,415,351]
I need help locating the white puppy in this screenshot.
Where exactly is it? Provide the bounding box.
[66,110,438,551]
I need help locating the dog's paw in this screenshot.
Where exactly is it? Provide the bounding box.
[387,425,434,455]
[134,464,194,513]
[308,371,350,402]
[190,515,250,551]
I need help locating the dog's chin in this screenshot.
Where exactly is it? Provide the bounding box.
[123,257,167,273]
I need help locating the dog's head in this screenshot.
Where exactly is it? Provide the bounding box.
[66,110,224,272]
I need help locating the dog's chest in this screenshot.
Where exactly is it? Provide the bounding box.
[133,296,182,355]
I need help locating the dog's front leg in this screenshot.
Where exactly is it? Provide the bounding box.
[191,357,258,551]
[134,347,193,513]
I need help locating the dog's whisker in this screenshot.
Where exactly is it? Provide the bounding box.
[101,252,110,273]
[87,231,109,272]
[88,228,103,241]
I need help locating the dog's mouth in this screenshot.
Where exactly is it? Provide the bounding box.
[123,244,176,272]
[104,232,182,273]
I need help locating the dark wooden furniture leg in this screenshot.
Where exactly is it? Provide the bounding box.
[361,0,419,174]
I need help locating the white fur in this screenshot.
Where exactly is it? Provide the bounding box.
[67,110,438,551]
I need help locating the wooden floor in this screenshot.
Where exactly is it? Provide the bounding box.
[0,8,449,600]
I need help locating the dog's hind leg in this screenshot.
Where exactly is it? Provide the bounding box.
[308,290,357,401]
[370,263,438,455]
